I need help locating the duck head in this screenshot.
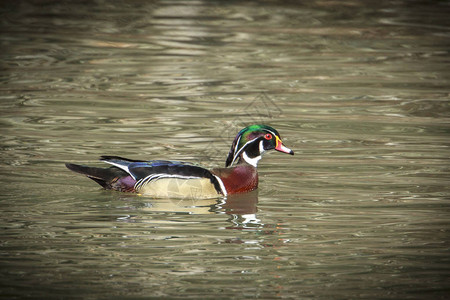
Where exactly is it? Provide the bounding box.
[225,124,294,167]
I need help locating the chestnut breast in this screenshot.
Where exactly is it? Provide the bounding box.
[211,164,258,194]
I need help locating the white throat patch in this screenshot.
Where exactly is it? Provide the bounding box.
[242,140,265,167]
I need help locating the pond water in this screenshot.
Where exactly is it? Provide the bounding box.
[1,1,449,299]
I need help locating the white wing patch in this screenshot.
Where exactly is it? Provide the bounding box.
[102,161,134,178]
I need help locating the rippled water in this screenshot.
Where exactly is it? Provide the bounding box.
[1,1,449,299]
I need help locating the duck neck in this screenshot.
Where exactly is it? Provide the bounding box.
[239,142,265,167]
[239,152,261,167]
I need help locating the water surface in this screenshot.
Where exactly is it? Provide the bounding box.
[1,1,449,299]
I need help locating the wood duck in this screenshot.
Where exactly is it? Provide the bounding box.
[66,124,294,198]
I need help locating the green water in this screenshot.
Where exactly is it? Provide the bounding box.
[1,1,449,299]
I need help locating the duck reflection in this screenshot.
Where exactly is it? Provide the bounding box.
[115,190,260,228]
[214,190,261,229]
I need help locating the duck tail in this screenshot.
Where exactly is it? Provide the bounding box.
[65,163,131,190]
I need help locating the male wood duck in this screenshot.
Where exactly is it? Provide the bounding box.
[66,124,294,199]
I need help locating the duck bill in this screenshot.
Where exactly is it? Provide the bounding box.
[275,136,294,155]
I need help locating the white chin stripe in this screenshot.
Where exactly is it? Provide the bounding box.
[243,152,261,167]
[259,140,266,155]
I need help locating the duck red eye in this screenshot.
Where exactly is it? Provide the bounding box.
[264,133,272,140]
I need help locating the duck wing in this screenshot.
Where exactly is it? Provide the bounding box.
[100,156,224,195]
